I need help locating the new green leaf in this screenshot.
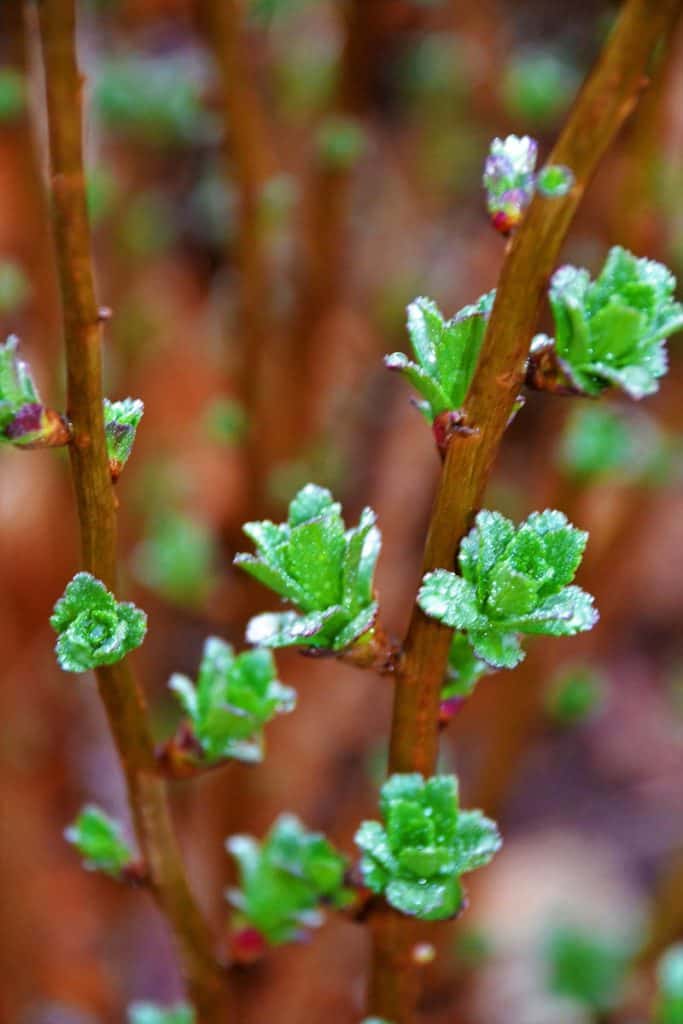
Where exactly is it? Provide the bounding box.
[51,572,147,672]
[418,510,597,669]
[385,291,494,422]
[226,813,351,946]
[544,246,683,399]
[236,484,381,652]
[440,633,490,721]
[65,804,134,877]
[355,774,500,921]
[169,637,295,764]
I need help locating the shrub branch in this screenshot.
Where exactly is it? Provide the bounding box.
[369,1,683,1020]
[35,2,231,1019]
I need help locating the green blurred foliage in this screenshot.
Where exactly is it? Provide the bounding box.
[502,50,578,127]
[86,167,121,227]
[559,403,675,485]
[94,57,217,147]
[316,116,367,170]
[0,69,26,122]
[133,512,217,610]
[0,262,30,315]
[545,925,630,1010]
[545,663,606,727]
[65,804,133,877]
[202,397,248,446]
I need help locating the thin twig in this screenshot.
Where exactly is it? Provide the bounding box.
[368,2,683,1020]
[34,3,232,1020]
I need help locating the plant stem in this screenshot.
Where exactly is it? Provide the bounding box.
[369,1,683,1020]
[199,0,282,506]
[35,2,231,1019]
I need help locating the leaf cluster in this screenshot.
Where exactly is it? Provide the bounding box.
[51,572,147,672]
[236,484,381,652]
[543,246,683,399]
[65,804,133,877]
[170,637,295,764]
[419,510,597,669]
[355,774,500,921]
[385,291,494,422]
[226,814,351,945]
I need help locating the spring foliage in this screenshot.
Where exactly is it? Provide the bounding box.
[355,774,500,921]
[385,291,494,421]
[226,814,352,944]
[65,804,133,877]
[51,572,147,672]
[236,484,381,652]
[169,637,296,764]
[419,510,597,669]
[539,246,683,399]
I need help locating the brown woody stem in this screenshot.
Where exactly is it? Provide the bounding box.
[368,2,683,1020]
[35,2,232,1020]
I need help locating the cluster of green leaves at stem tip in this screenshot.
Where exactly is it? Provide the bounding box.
[226,813,352,946]
[535,245,683,400]
[65,804,134,878]
[419,510,597,669]
[51,572,147,672]
[169,637,295,764]
[356,773,500,920]
[235,483,381,653]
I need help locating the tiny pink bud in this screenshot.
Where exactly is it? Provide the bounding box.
[231,926,267,964]
[439,696,465,724]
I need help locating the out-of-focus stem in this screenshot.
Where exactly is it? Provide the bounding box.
[200,0,279,506]
[368,2,683,1020]
[35,2,231,1019]
[293,0,376,440]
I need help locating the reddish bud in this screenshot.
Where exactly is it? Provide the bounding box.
[5,403,71,448]
[231,926,267,964]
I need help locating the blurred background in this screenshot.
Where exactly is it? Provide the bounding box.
[1,0,682,1021]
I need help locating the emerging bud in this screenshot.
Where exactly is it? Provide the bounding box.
[104,396,144,480]
[231,926,268,964]
[5,402,71,448]
[483,135,538,234]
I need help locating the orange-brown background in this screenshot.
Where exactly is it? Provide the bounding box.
[1,1,682,1021]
